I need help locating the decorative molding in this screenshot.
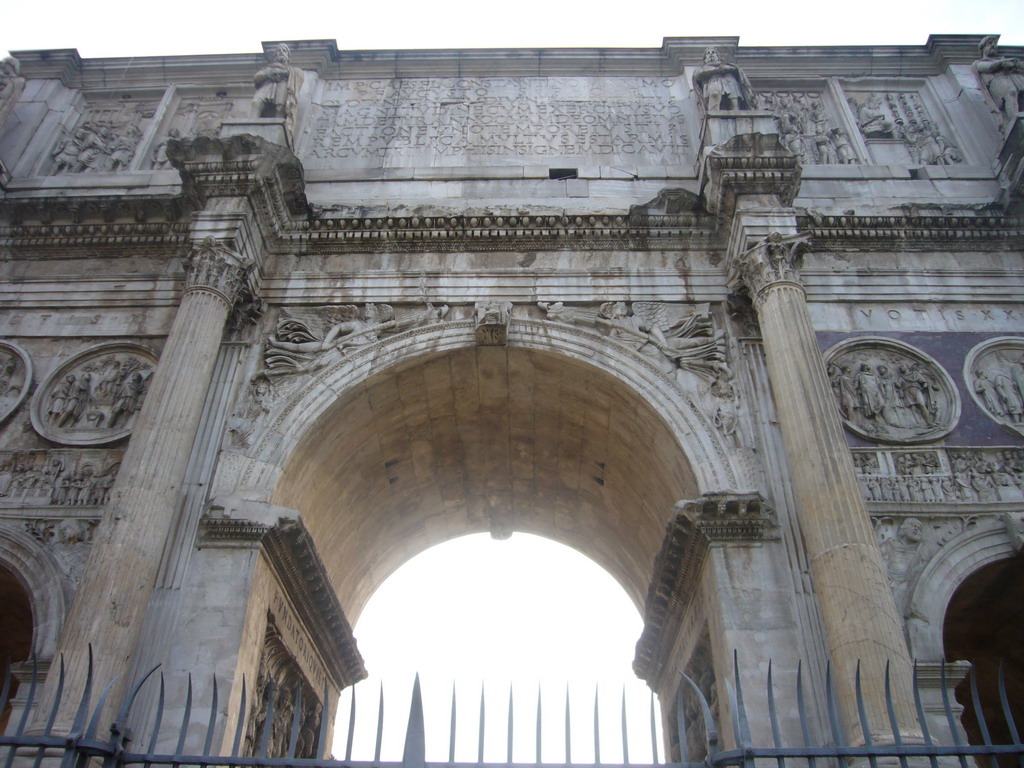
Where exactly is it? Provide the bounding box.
[727,231,812,301]
[184,237,252,306]
[633,492,770,685]
[701,132,802,217]
[199,515,366,689]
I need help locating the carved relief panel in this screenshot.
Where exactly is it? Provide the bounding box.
[965,338,1024,438]
[0,342,32,426]
[853,446,1024,505]
[755,89,859,165]
[843,89,963,166]
[31,343,156,445]
[0,448,121,507]
[149,94,243,169]
[48,97,159,174]
[825,338,959,444]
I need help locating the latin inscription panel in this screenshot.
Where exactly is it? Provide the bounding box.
[301,76,694,168]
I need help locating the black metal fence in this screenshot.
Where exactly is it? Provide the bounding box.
[2,650,1023,768]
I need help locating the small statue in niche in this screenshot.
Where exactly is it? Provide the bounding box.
[973,35,1024,127]
[692,47,755,112]
[251,43,305,139]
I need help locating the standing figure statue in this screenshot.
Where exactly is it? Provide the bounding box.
[692,47,755,112]
[973,35,1024,127]
[0,57,25,134]
[251,43,305,140]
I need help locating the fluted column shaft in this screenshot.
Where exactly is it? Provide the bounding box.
[737,233,917,741]
[41,240,249,730]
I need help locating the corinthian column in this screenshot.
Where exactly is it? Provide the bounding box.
[729,226,918,742]
[41,238,251,730]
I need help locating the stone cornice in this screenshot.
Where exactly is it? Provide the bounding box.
[799,212,1024,248]
[701,132,802,218]
[199,516,367,689]
[633,492,772,686]
[10,35,1016,86]
[167,134,309,221]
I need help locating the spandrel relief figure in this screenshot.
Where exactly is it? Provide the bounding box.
[826,339,957,444]
[973,35,1024,127]
[262,303,448,377]
[692,47,755,112]
[251,43,305,139]
[32,345,156,445]
[538,301,729,382]
[0,344,31,425]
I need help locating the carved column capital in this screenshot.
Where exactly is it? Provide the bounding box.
[184,237,252,307]
[727,231,811,304]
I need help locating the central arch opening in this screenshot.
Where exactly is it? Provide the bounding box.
[335,533,660,762]
[273,345,701,623]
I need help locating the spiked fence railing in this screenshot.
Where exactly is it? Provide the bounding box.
[2,649,1022,768]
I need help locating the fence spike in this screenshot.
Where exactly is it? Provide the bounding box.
[0,655,11,721]
[84,675,120,739]
[450,683,458,765]
[201,675,219,757]
[824,662,845,747]
[317,678,331,760]
[230,675,247,758]
[257,677,275,758]
[33,655,65,768]
[678,670,717,751]
[536,685,543,766]
[854,661,878,768]
[730,650,753,750]
[11,654,39,740]
[621,686,629,766]
[70,644,96,736]
[402,674,426,768]
[649,691,658,765]
[766,661,785,768]
[968,663,993,746]
[287,683,303,759]
[911,662,939,768]
[146,673,166,758]
[883,662,908,768]
[479,684,486,765]
[676,681,689,763]
[345,685,357,762]
[175,674,194,759]
[374,682,384,763]
[939,662,969,768]
[998,659,1023,747]
[795,663,817,768]
[508,684,515,766]
[565,685,572,765]
[594,685,601,765]
[115,663,161,728]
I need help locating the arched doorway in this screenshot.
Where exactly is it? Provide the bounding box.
[944,554,1024,765]
[270,345,702,622]
[0,563,33,732]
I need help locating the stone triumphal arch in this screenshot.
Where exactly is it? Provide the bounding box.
[1,32,1023,761]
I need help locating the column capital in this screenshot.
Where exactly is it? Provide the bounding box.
[727,231,812,304]
[184,236,252,307]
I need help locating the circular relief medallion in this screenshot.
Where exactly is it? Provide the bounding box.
[31,343,157,446]
[964,337,1024,438]
[824,338,959,444]
[0,342,33,426]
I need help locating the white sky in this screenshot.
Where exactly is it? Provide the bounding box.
[3,0,1023,59]
[334,533,660,763]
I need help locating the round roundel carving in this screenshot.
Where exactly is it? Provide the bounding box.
[31,343,157,446]
[964,337,1024,438]
[824,337,959,444]
[0,342,33,426]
